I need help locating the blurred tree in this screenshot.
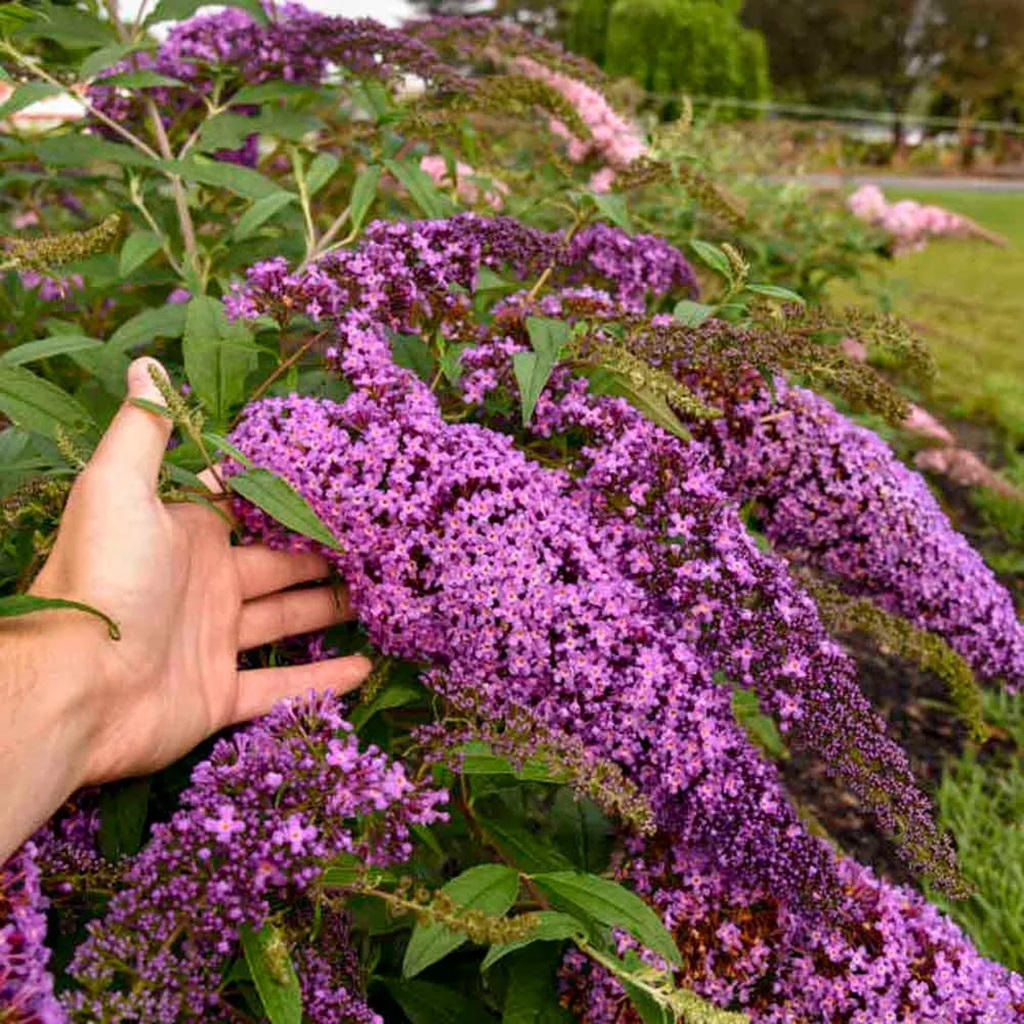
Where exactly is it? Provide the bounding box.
[407,0,491,14]
[930,0,1024,165]
[741,0,1024,146]
[932,0,1024,108]
[568,0,769,104]
[741,0,941,145]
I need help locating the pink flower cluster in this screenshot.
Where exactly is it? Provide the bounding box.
[848,184,968,253]
[512,55,645,190]
[419,155,508,210]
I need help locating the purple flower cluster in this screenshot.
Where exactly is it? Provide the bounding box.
[562,848,1024,1023]
[227,213,695,327]
[230,216,957,890]
[220,213,1024,1016]
[31,799,107,894]
[712,379,1024,688]
[88,5,464,164]
[404,15,606,87]
[0,844,62,1024]
[295,911,382,1024]
[63,695,445,1022]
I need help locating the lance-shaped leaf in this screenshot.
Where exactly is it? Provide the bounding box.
[0,594,120,639]
[402,864,520,978]
[530,871,682,967]
[228,468,343,553]
[240,923,302,1024]
[182,296,259,424]
[0,365,95,440]
[514,316,571,427]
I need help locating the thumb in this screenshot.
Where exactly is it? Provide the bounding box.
[89,357,174,490]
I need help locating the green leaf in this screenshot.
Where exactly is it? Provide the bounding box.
[80,41,151,80]
[350,678,424,730]
[95,70,182,89]
[348,165,382,236]
[530,872,681,967]
[474,266,521,299]
[232,192,297,241]
[481,912,581,971]
[32,135,157,170]
[0,594,120,639]
[0,334,101,367]
[0,428,56,497]
[385,158,453,219]
[672,300,715,328]
[732,687,788,760]
[99,777,150,859]
[168,156,288,201]
[744,282,806,304]
[551,789,612,875]
[119,230,163,277]
[590,192,633,233]
[228,468,342,552]
[402,864,520,978]
[689,240,733,281]
[148,0,267,26]
[476,806,575,874]
[513,316,570,427]
[391,333,436,383]
[620,978,672,1024]
[0,3,38,35]
[196,112,260,153]
[318,852,392,888]
[0,82,60,118]
[0,365,94,439]
[201,432,253,469]
[306,153,340,197]
[501,944,575,1023]
[108,305,188,352]
[228,81,316,106]
[525,316,570,361]
[440,342,469,386]
[240,923,302,1024]
[182,296,259,423]
[512,353,546,427]
[16,3,114,47]
[382,979,494,1024]
[582,366,689,441]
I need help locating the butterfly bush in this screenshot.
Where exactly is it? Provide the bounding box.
[0,844,62,1024]
[710,379,1024,687]
[205,213,1022,1016]
[62,695,445,1022]
[561,847,1024,1023]
[5,8,1023,1015]
[88,6,466,165]
[419,155,509,210]
[404,15,607,88]
[404,16,645,189]
[510,56,646,188]
[848,184,970,253]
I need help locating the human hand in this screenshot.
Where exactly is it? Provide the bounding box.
[0,358,369,859]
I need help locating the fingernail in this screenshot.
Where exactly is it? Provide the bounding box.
[127,357,170,403]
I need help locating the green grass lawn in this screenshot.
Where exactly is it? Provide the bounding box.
[831,189,1024,441]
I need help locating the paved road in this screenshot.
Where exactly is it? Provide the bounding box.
[773,173,1024,193]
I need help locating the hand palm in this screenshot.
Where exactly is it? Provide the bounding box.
[31,359,368,786]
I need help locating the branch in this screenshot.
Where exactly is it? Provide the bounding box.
[0,42,160,161]
[143,97,200,277]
